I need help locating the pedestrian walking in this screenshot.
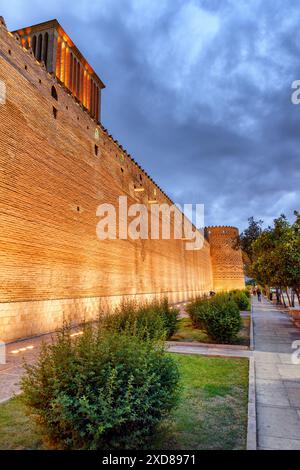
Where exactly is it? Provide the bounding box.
[257,288,262,302]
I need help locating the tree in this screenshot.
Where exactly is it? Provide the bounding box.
[250,212,300,306]
[234,217,264,275]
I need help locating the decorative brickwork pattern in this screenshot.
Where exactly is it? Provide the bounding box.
[206,226,245,292]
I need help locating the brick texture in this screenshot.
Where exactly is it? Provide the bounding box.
[206,226,245,292]
[0,21,244,342]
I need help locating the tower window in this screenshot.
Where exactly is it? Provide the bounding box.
[95,145,99,156]
[37,34,43,61]
[53,107,58,119]
[32,35,37,56]
[51,85,58,101]
[43,32,49,66]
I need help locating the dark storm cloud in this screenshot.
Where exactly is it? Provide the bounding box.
[3,0,300,230]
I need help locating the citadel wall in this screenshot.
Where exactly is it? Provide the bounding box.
[0,20,215,343]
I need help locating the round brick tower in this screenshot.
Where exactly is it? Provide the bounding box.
[205,226,245,292]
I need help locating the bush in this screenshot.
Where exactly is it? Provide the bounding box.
[155,298,179,338]
[187,296,210,329]
[102,299,179,340]
[187,294,241,343]
[21,326,180,450]
[229,290,251,311]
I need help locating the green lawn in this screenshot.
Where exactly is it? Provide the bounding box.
[0,354,248,451]
[0,396,44,450]
[155,354,249,450]
[170,316,251,346]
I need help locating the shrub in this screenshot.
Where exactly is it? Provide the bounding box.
[21,326,180,450]
[187,296,210,329]
[187,294,241,343]
[102,299,179,340]
[229,291,251,311]
[155,298,179,338]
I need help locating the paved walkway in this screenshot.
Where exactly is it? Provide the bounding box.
[0,333,53,403]
[253,297,300,450]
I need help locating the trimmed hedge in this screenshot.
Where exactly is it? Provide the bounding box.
[21,326,180,450]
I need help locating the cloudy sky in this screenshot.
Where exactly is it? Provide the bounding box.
[2,0,300,230]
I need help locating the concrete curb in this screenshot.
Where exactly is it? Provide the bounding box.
[166,341,249,351]
[247,300,257,450]
[247,354,257,450]
[250,301,254,351]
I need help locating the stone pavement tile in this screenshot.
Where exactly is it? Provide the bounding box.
[283,380,300,389]
[254,351,280,364]
[255,342,292,354]
[0,372,21,403]
[278,364,300,381]
[256,378,290,407]
[278,353,295,365]
[286,388,300,408]
[257,404,300,440]
[255,363,281,380]
[255,334,290,345]
[259,435,300,450]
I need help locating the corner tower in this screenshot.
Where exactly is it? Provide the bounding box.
[12,19,105,121]
[205,226,245,292]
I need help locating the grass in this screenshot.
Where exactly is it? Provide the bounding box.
[154,354,249,450]
[0,355,249,451]
[0,397,44,450]
[170,316,251,346]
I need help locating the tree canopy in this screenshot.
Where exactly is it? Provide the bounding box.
[238,212,300,304]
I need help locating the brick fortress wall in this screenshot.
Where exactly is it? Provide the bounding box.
[0,20,215,342]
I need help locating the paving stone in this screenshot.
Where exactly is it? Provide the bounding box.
[278,365,300,381]
[257,404,300,440]
[259,435,300,450]
[255,362,281,380]
[254,351,280,364]
[278,353,295,365]
[286,388,300,408]
[256,379,290,407]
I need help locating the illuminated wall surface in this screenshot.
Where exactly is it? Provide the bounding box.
[13,19,105,122]
[206,227,246,292]
[0,18,245,342]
